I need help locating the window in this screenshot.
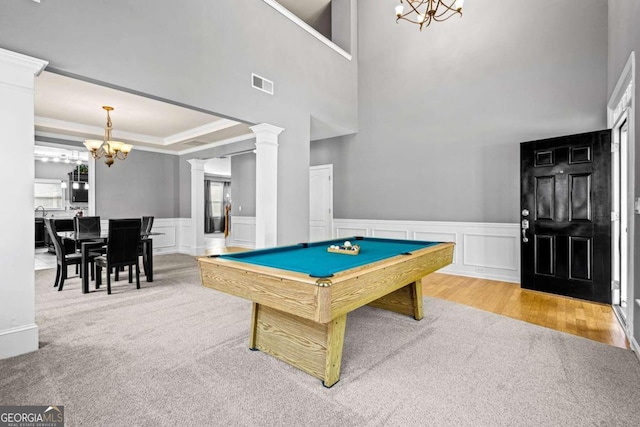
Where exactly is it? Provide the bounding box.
[34,179,65,210]
[209,182,224,218]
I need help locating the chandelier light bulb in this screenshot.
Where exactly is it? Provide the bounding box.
[395,4,404,17]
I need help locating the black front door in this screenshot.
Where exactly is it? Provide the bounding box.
[520,130,611,303]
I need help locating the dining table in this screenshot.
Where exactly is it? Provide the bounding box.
[57,230,161,294]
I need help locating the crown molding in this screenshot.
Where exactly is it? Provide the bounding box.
[176,133,256,155]
[163,119,240,145]
[35,130,256,157]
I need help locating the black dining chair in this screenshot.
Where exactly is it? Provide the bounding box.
[45,218,85,291]
[94,219,142,294]
[139,216,154,276]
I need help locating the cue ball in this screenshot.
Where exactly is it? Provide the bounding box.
[344,241,352,248]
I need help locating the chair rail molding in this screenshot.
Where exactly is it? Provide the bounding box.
[333,218,520,283]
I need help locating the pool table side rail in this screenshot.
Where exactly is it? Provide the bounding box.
[198,260,323,322]
[326,242,454,321]
[198,242,454,323]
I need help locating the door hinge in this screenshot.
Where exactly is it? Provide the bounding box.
[328,176,331,181]
[612,280,620,290]
[611,142,620,153]
[611,211,620,222]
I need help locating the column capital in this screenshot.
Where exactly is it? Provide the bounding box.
[0,48,48,76]
[187,158,209,171]
[250,123,285,137]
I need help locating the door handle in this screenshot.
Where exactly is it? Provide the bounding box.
[521,219,529,243]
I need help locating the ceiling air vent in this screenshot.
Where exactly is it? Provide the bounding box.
[252,73,274,95]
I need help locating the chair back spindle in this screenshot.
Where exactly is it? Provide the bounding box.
[75,216,101,234]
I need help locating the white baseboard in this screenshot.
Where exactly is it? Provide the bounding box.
[0,324,38,359]
[334,219,520,283]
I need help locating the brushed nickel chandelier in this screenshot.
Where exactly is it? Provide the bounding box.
[395,0,464,31]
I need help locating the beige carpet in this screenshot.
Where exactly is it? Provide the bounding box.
[1,254,640,426]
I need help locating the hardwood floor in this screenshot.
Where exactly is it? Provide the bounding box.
[422,273,629,349]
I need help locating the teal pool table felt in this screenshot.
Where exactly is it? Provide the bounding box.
[218,237,440,278]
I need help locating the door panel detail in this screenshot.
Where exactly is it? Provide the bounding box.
[535,176,555,220]
[535,235,555,276]
[569,174,592,221]
[535,150,554,167]
[569,146,592,164]
[569,236,592,280]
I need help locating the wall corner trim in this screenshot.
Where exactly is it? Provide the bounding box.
[262,0,353,61]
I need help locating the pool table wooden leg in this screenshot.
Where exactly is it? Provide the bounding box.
[248,303,347,387]
[323,314,347,388]
[367,280,424,321]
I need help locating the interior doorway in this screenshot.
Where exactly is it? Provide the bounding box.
[606,51,635,343]
[612,117,629,323]
[203,157,232,255]
[309,164,333,241]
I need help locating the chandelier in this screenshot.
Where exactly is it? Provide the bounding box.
[83,106,133,167]
[395,0,464,31]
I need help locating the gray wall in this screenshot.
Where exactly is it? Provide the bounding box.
[607,0,640,348]
[312,0,607,223]
[230,153,257,217]
[95,149,179,219]
[36,138,180,218]
[0,0,358,244]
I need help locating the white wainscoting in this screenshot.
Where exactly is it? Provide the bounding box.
[334,219,521,283]
[100,218,184,255]
[143,217,520,283]
[226,216,256,248]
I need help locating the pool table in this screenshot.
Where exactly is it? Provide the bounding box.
[198,236,454,387]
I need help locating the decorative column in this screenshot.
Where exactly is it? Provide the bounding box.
[0,48,48,359]
[188,159,208,256]
[250,123,284,248]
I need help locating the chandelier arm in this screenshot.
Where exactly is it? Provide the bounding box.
[433,1,462,19]
[398,0,428,20]
[432,10,463,22]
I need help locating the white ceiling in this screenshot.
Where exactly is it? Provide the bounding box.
[34,71,254,155]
